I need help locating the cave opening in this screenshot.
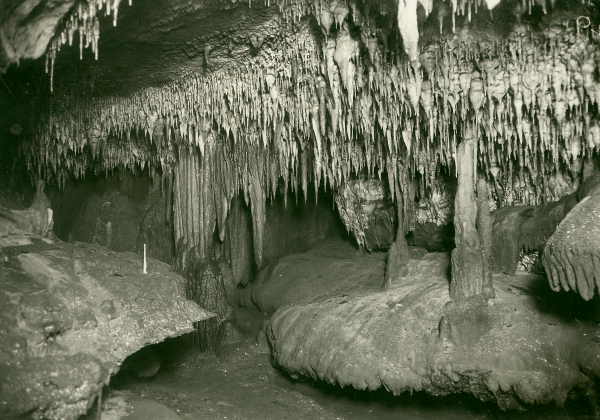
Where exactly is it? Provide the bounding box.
[3,0,600,419]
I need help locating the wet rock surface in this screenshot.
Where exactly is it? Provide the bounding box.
[267,247,600,410]
[0,218,213,420]
[88,340,343,420]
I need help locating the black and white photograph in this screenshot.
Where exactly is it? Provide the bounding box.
[1,0,600,418]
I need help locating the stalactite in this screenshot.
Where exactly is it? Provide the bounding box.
[29,1,600,248]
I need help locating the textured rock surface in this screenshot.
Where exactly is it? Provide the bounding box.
[268,252,600,410]
[544,187,600,300]
[0,218,213,420]
[52,0,290,95]
[238,239,386,314]
[449,138,493,301]
[492,173,600,276]
[0,0,74,70]
[52,176,175,264]
[491,198,574,274]
[334,180,395,251]
[408,222,454,251]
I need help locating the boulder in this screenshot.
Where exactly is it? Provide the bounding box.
[0,217,213,420]
[544,187,600,300]
[268,253,600,410]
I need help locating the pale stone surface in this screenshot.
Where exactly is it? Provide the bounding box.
[544,185,600,300]
[268,250,600,410]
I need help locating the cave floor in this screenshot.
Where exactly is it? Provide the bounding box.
[92,336,594,420]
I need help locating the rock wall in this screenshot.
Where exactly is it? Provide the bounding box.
[52,175,175,264]
[226,189,346,290]
[263,190,344,267]
[0,0,75,71]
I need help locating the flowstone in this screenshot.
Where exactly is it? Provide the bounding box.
[268,252,600,410]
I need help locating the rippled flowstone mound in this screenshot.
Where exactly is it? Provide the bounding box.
[268,252,600,410]
[0,218,213,420]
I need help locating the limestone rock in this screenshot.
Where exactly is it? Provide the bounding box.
[82,393,183,420]
[407,222,454,251]
[0,218,213,420]
[268,254,600,410]
[54,177,174,264]
[0,0,74,71]
[384,238,410,289]
[334,180,395,251]
[544,188,600,300]
[491,198,573,274]
[238,239,385,314]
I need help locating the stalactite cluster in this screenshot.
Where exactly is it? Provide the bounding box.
[45,0,134,91]
[29,0,600,264]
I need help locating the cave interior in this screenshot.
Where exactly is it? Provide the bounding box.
[2,0,600,419]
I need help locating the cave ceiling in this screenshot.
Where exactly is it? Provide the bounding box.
[52,0,285,95]
[1,0,599,214]
[5,0,593,94]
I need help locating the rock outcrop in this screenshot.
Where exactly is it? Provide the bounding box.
[334,180,396,251]
[0,0,74,71]
[0,216,213,419]
[544,186,600,301]
[268,251,600,410]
